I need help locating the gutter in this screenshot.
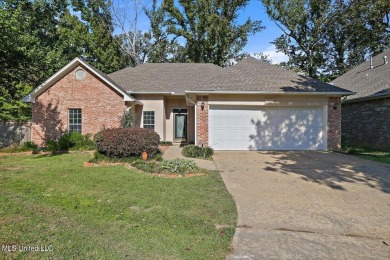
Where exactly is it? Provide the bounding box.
[342,93,390,104]
[184,90,355,96]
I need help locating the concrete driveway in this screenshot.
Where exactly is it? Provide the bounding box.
[213,151,390,259]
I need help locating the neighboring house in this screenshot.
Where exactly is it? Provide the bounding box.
[331,49,390,150]
[23,56,352,151]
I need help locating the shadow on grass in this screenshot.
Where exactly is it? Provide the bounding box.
[260,151,390,194]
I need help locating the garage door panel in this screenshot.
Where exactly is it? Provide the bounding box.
[209,105,326,150]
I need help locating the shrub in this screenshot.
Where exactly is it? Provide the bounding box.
[132,160,161,173]
[95,128,160,158]
[46,140,60,152]
[159,141,173,146]
[45,132,95,152]
[160,159,198,173]
[0,141,38,153]
[182,145,214,159]
[22,141,38,151]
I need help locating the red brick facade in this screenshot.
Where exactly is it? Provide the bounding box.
[31,65,126,146]
[327,97,342,150]
[196,96,208,147]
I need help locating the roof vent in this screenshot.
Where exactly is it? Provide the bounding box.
[384,56,388,65]
[370,57,373,69]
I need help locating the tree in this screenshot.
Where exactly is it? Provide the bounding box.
[144,0,186,63]
[163,0,263,66]
[0,0,129,120]
[261,0,390,80]
[71,0,129,72]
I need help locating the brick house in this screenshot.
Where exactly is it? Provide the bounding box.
[331,49,390,150]
[23,56,352,150]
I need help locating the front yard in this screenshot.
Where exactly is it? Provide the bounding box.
[0,152,237,259]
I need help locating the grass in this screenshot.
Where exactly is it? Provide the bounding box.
[355,150,390,164]
[0,152,237,259]
[341,147,390,164]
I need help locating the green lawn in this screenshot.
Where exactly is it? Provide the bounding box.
[356,150,390,164]
[0,152,237,259]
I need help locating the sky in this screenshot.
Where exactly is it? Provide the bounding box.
[237,0,289,64]
[117,0,289,64]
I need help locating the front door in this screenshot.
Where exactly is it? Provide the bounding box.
[173,109,187,142]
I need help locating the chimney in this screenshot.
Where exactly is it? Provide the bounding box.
[384,56,388,65]
[370,57,373,69]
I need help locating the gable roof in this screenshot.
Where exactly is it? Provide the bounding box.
[22,58,138,103]
[108,63,226,94]
[200,56,352,93]
[331,49,390,102]
[108,56,352,95]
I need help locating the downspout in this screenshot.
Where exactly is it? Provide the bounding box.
[194,104,197,146]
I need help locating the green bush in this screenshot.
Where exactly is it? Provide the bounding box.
[46,140,60,152]
[22,141,38,151]
[46,132,95,152]
[160,159,198,174]
[159,141,173,146]
[0,141,38,153]
[182,145,214,159]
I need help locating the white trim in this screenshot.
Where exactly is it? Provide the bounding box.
[323,104,328,150]
[208,101,328,106]
[185,90,354,96]
[22,58,138,103]
[194,105,197,145]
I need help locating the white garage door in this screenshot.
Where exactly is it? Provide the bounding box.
[209,105,326,150]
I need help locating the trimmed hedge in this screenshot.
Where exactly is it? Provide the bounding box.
[95,128,160,158]
[182,144,213,159]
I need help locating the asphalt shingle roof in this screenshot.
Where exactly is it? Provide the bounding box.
[108,56,352,94]
[331,49,390,100]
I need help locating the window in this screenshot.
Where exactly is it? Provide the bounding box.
[143,111,155,130]
[68,109,82,133]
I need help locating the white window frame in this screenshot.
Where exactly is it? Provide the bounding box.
[68,108,82,133]
[143,111,155,130]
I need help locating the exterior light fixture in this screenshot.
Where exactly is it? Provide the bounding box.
[201,101,205,110]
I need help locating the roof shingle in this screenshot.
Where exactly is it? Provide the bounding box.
[108,56,352,94]
[331,49,390,100]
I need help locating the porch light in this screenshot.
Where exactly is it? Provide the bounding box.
[201,101,205,110]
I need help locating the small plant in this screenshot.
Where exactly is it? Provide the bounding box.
[159,141,173,146]
[182,145,214,159]
[46,140,60,152]
[160,159,198,174]
[120,111,134,128]
[0,141,38,153]
[132,160,161,173]
[95,128,160,158]
[45,132,95,152]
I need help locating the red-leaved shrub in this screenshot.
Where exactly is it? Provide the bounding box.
[95,128,160,158]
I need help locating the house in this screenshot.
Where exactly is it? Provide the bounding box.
[331,49,390,150]
[22,56,352,151]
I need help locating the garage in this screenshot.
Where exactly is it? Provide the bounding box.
[208,105,327,150]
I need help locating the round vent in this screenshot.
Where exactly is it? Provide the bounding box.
[75,69,86,80]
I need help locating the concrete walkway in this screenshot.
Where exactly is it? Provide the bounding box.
[213,151,390,259]
[162,145,217,171]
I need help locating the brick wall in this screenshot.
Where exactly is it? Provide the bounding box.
[342,97,390,150]
[196,96,208,146]
[32,65,126,146]
[327,97,341,150]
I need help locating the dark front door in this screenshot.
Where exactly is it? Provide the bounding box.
[174,109,187,141]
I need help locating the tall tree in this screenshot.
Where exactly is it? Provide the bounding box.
[262,0,390,80]
[163,0,263,66]
[71,0,129,72]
